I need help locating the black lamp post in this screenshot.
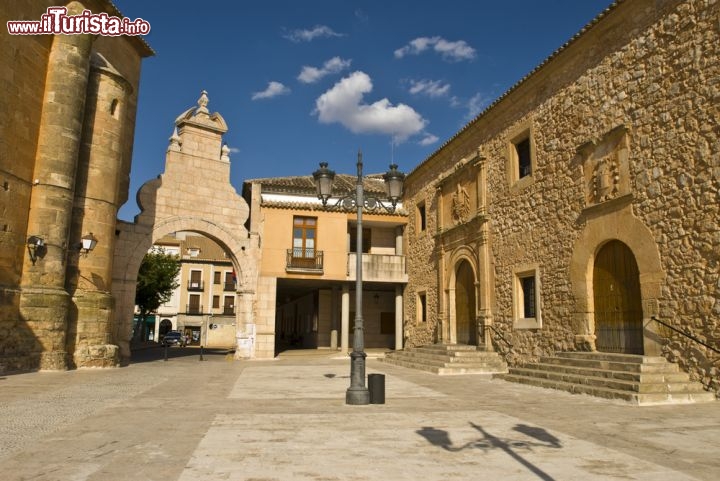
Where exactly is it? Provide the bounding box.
[313,151,404,405]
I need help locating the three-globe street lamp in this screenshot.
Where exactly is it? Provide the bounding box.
[313,151,405,405]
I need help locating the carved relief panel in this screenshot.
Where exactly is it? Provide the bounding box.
[578,126,631,207]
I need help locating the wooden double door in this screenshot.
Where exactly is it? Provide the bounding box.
[455,260,478,345]
[593,240,644,354]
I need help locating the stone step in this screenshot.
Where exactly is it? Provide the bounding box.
[507,367,707,394]
[538,355,679,374]
[382,347,508,376]
[500,373,717,405]
[384,353,506,370]
[397,349,505,363]
[516,362,691,384]
[554,352,667,364]
[382,356,506,376]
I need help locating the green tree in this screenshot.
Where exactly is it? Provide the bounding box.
[134,247,180,341]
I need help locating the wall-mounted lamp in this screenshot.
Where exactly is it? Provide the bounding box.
[79,233,98,256]
[27,235,44,265]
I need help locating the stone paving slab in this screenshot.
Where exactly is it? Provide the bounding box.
[0,349,717,481]
[181,409,699,481]
[229,365,445,400]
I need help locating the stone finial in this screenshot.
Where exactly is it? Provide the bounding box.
[197,90,210,115]
[168,127,181,152]
[221,143,230,162]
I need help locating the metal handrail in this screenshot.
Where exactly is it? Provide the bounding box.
[486,323,513,349]
[650,316,720,355]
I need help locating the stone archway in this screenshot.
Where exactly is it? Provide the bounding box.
[111,92,259,363]
[570,207,665,355]
[445,246,480,345]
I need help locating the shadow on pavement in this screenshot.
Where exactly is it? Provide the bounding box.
[417,422,562,481]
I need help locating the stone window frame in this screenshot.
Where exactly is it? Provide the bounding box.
[506,120,537,190]
[417,291,427,324]
[417,201,427,234]
[512,264,542,329]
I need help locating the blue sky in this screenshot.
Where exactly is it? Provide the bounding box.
[113,0,612,220]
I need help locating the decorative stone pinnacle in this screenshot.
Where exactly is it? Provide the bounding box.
[168,127,181,152]
[197,90,209,115]
[221,143,230,162]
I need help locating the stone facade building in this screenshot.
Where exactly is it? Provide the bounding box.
[402,0,719,393]
[0,1,152,372]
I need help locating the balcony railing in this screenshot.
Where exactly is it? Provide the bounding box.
[223,307,235,316]
[286,248,324,273]
[347,253,407,282]
[187,281,204,291]
[186,304,203,315]
[224,282,235,291]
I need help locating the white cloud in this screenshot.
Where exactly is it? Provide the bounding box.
[409,79,450,98]
[284,25,343,42]
[394,36,476,62]
[251,81,290,100]
[298,57,352,84]
[465,92,490,120]
[419,133,439,146]
[315,71,427,141]
[228,147,240,154]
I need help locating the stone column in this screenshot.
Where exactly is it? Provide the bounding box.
[341,284,350,353]
[19,14,95,371]
[234,289,255,359]
[67,54,131,368]
[330,286,339,349]
[394,285,403,350]
[476,152,494,351]
[395,226,403,255]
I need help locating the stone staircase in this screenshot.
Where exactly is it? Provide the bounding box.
[499,352,716,405]
[382,344,508,375]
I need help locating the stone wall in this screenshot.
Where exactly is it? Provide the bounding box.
[403,0,719,393]
[0,0,151,373]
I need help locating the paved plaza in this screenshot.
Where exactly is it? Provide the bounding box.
[0,347,718,481]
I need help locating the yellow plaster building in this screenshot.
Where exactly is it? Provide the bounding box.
[243,173,407,355]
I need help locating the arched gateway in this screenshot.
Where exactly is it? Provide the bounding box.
[570,208,665,355]
[111,92,260,363]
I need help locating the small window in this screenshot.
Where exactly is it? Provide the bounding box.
[110,98,119,117]
[418,292,427,324]
[417,203,426,232]
[214,272,221,284]
[507,125,535,187]
[212,295,220,308]
[515,137,532,178]
[187,247,200,257]
[521,276,536,318]
[513,267,542,329]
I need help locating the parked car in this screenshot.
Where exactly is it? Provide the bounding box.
[161,331,184,347]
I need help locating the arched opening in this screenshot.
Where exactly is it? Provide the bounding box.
[593,240,643,354]
[159,319,172,338]
[455,259,477,345]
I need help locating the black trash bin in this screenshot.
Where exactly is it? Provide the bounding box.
[368,373,385,404]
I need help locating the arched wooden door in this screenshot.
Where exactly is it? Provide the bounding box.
[455,260,477,345]
[593,240,644,354]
